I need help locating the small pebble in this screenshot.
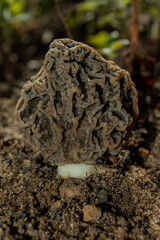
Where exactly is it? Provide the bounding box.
[83,204,101,222]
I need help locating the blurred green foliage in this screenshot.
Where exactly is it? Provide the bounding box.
[67,0,131,58]
[0,0,160,59]
[67,0,160,58]
[88,31,129,58]
[0,0,30,52]
[37,0,54,15]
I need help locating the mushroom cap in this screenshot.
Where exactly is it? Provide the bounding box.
[16,38,138,165]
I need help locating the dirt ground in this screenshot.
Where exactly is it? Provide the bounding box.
[0,80,160,240]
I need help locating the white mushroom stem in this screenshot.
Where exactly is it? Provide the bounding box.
[57,163,98,179]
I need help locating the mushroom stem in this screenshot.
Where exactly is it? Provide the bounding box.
[57,163,98,179]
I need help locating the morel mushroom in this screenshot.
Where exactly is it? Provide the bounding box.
[16,38,138,179]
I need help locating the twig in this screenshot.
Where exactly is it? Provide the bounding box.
[54,0,73,39]
[131,0,139,45]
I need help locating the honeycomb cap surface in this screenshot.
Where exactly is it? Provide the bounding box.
[16,38,138,165]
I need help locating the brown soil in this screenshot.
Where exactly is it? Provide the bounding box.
[0,82,160,240]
